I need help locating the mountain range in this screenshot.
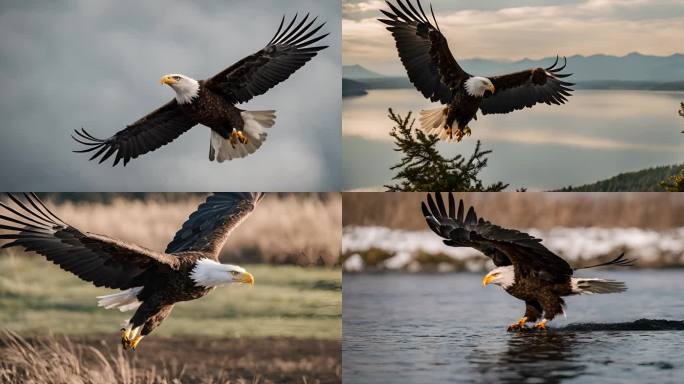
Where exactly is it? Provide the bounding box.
[344,53,684,82]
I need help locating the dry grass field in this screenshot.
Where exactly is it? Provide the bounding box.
[2,193,341,265]
[343,192,684,230]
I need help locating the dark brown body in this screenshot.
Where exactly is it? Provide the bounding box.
[130,253,213,336]
[179,81,245,139]
[446,90,482,130]
[505,266,573,322]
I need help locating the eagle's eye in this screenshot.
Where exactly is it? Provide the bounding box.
[230,270,240,276]
[173,76,181,80]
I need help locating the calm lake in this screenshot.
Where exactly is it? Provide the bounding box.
[343,272,684,384]
[342,89,684,190]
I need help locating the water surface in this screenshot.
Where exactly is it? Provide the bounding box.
[343,90,684,190]
[343,271,684,383]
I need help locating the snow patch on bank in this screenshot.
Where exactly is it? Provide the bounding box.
[343,226,684,272]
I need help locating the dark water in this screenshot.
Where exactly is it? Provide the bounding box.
[343,271,684,383]
[343,89,684,190]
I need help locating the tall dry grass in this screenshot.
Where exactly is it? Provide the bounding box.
[1,193,341,265]
[343,192,684,230]
[0,331,321,384]
[0,331,178,384]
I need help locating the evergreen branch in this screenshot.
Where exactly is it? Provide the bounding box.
[384,108,508,192]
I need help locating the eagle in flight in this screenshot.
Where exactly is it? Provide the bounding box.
[1,193,262,350]
[74,14,328,165]
[422,192,633,331]
[380,1,574,142]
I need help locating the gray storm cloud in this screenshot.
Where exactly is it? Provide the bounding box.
[0,0,341,192]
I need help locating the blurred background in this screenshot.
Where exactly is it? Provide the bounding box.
[0,0,341,192]
[0,193,341,383]
[342,192,684,272]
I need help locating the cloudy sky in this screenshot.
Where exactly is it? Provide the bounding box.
[343,0,684,75]
[0,0,340,192]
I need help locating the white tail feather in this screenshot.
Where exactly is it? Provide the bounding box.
[571,278,627,295]
[209,110,276,162]
[419,107,459,142]
[96,287,143,312]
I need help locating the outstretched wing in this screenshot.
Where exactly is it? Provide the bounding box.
[479,56,574,115]
[72,100,197,166]
[379,0,467,104]
[165,193,264,258]
[0,193,178,289]
[204,14,328,104]
[421,192,573,278]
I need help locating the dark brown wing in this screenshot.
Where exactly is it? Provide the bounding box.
[421,192,573,278]
[480,56,574,115]
[379,0,467,104]
[204,14,328,104]
[165,193,264,259]
[72,100,197,166]
[0,193,178,289]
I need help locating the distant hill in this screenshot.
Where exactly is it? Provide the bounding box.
[555,164,684,192]
[342,78,368,97]
[574,81,684,91]
[342,76,684,96]
[342,64,384,79]
[344,53,684,82]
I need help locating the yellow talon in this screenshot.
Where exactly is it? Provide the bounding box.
[121,325,143,351]
[121,330,132,350]
[120,328,130,348]
[453,126,470,142]
[507,316,528,331]
[231,130,248,145]
[535,320,548,330]
[130,335,144,351]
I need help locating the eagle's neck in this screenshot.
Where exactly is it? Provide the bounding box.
[189,258,235,287]
[496,265,516,289]
[173,78,200,104]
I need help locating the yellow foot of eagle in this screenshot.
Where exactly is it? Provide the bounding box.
[121,326,144,351]
[454,126,471,142]
[507,316,528,332]
[230,130,249,147]
[445,126,472,142]
[534,320,548,331]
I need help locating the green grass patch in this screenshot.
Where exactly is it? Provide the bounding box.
[0,255,341,340]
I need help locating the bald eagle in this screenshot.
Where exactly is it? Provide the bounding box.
[380,1,574,142]
[421,192,633,331]
[0,193,263,350]
[73,14,328,165]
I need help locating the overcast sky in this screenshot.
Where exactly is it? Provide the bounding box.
[0,0,341,192]
[343,0,684,75]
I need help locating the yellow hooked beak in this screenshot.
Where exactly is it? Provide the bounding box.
[487,84,495,93]
[238,271,255,287]
[482,273,496,287]
[160,75,177,85]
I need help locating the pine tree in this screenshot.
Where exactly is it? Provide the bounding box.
[384,109,508,192]
[660,102,684,191]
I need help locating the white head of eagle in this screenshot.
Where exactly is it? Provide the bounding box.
[190,258,255,288]
[160,73,200,104]
[482,265,515,289]
[464,76,495,98]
